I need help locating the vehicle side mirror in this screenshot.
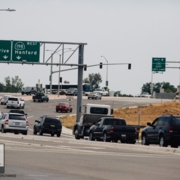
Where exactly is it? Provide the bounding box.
[147,122,151,126]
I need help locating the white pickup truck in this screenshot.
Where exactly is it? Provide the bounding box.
[93,88,109,96]
[73,103,113,139]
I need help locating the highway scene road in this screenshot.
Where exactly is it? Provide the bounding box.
[0,95,180,180]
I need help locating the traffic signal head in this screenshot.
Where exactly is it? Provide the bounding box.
[128,64,131,70]
[84,65,87,71]
[59,77,62,83]
[100,62,103,69]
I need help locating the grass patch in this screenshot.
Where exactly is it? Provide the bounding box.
[61,101,180,129]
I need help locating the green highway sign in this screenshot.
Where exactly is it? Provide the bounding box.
[0,40,40,62]
[0,40,11,61]
[152,57,166,72]
[12,41,40,62]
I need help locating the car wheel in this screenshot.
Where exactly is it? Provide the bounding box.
[89,131,95,141]
[103,132,110,142]
[74,129,80,140]
[127,140,136,144]
[141,134,149,145]
[171,143,178,148]
[51,133,54,137]
[159,135,168,147]
[88,97,90,99]
[112,140,118,143]
[57,132,61,137]
[121,140,126,143]
[1,126,6,133]
[22,131,27,135]
[33,99,35,102]
[46,99,49,102]
[33,127,37,135]
[39,129,43,136]
[56,109,58,112]
[22,105,25,109]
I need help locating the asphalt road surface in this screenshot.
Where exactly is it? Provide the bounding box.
[1,95,179,180]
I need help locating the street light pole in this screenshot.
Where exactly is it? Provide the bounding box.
[46,48,72,95]
[50,54,53,94]
[101,56,108,88]
[58,54,61,97]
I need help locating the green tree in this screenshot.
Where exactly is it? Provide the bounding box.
[83,73,102,91]
[142,82,177,94]
[0,83,5,92]
[4,76,24,92]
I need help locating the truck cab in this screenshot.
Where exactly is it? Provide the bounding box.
[73,103,113,139]
[83,103,113,115]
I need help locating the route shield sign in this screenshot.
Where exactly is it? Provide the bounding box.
[152,57,166,72]
[12,41,40,62]
[0,40,11,61]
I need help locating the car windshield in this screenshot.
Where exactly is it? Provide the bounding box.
[45,118,61,125]
[9,110,25,114]
[8,98,18,101]
[9,114,26,120]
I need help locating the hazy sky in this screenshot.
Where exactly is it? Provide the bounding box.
[1,0,180,95]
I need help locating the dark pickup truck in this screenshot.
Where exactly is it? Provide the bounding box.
[73,114,113,139]
[32,92,49,102]
[89,117,137,144]
[141,115,180,148]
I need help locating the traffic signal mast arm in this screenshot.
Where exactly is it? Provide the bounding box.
[53,63,132,73]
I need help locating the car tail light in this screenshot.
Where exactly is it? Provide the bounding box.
[168,126,173,133]
[5,120,9,124]
[26,119,29,126]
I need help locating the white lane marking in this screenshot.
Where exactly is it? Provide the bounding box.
[27,174,48,177]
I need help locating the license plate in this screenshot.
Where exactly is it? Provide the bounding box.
[121,134,126,138]
[15,122,20,125]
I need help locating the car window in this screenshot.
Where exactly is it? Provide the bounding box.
[152,119,158,126]
[9,114,26,120]
[44,118,61,125]
[90,107,108,115]
[103,119,126,125]
[173,116,180,125]
[9,110,25,114]
[157,118,164,126]
[8,97,18,101]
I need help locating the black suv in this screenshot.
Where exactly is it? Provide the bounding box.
[33,115,62,137]
[32,92,49,102]
[141,115,180,148]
